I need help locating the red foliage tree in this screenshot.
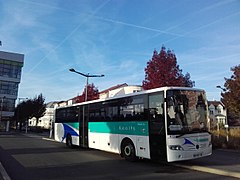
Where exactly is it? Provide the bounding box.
[221,65,240,123]
[73,83,99,103]
[142,46,194,90]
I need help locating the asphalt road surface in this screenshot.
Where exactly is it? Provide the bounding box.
[0,132,239,180]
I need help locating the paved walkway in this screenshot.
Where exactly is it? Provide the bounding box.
[0,131,51,180]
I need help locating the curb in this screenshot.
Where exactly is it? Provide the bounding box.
[173,163,240,179]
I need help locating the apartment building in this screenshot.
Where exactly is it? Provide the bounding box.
[29,102,58,129]
[0,50,24,131]
[208,100,227,129]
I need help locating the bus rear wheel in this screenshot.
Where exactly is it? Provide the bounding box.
[121,140,137,162]
[66,134,73,148]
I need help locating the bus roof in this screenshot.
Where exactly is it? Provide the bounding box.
[56,86,205,109]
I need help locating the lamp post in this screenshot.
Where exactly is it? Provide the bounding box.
[0,96,6,128]
[216,85,226,92]
[17,97,28,132]
[69,68,104,101]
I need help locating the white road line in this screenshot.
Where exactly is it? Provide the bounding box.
[42,137,56,142]
[0,163,11,180]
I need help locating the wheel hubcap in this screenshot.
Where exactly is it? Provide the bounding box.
[124,146,131,156]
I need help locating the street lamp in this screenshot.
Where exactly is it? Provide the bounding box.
[216,85,226,92]
[0,96,6,124]
[69,68,104,101]
[17,97,28,132]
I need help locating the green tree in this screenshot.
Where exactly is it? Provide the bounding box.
[142,46,195,90]
[14,99,33,130]
[31,94,46,126]
[14,94,46,129]
[221,65,240,122]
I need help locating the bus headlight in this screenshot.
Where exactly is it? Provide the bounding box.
[209,140,212,147]
[169,145,183,151]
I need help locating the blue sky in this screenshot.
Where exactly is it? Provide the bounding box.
[0,0,239,102]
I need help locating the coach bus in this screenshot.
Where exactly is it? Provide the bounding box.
[54,87,212,162]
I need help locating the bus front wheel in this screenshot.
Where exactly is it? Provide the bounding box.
[121,140,137,161]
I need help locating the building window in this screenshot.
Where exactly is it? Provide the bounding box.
[0,81,19,95]
[0,59,23,79]
[210,110,214,115]
[1,98,15,112]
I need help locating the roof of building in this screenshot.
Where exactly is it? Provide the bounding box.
[46,101,58,108]
[99,83,128,94]
[208,100,225,109]
[0,50,24,62]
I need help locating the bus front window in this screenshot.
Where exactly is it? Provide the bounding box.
[166,90,208,135]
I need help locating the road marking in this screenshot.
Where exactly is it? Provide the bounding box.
[42,137,56,142]
[0,163,11,180]
[174,164,240,179]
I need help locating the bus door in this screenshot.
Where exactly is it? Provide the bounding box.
[78,106,83,147]
[79,105,89,148]
[148,92,166,160]
[84,105,89,147]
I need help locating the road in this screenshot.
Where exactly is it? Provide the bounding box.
[0,132,239,180]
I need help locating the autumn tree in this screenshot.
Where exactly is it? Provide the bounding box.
[73,83,99,103]
[142,46,194,90]
[221,65,240,122]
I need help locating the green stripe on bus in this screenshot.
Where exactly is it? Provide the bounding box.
[66,122,79,130]
[194,138,209,142]
[88,121,149,136]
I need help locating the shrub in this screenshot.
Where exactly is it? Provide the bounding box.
[211,128,240,150]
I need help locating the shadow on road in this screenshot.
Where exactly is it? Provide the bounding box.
[1,133,239,180]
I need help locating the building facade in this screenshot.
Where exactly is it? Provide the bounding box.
[99,83,142,99]
[0,51,24,131]
[208,101,227,129]
[29,102,58,129]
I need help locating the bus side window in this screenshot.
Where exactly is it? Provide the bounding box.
[56,109,66,123]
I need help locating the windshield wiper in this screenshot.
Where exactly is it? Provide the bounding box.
[176,127,189,138]
[176,133,186,138]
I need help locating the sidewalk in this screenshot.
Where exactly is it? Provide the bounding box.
[21,131,51,139]
[0,132,12,180]
[0,130,51,139]
[0,130,52,180]
[173,148,240,179]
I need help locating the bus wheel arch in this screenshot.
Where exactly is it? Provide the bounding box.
[120,138,137,161]
[66,134,73,148]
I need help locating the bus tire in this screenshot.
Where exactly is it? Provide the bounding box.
[121,139,137,162]
[66,134,73,148]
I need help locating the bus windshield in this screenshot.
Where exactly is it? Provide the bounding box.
[166,89,208,135]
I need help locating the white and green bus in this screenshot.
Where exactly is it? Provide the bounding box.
[54,87,212,162]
